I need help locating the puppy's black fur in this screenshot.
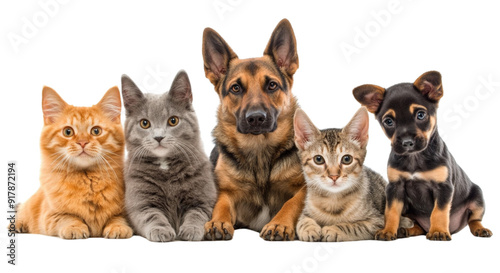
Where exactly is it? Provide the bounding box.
[353,71,492,241]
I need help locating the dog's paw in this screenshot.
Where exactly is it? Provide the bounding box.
[297,224,321,242]
[146,226,176,242]
[103,223,133,239]
[471,227,493,238]
[59,223,90,239]
[426,230,452,241]
[260,221,295,241]
[178,224,204,241]
[375,229,397,241]
[204,220,233,240]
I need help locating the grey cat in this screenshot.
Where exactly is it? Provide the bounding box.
[294,107,412,242]
[121,71,216,242]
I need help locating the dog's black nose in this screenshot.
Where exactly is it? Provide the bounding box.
[402,138,414,148]
[246,111,267,127]
[154,136,165,143]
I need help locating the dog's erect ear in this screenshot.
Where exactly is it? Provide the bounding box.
[343,107,369,148]
[168,70,192,104]
[352,84,386,114]
[121,74,145,115]
[202,28,238,87]
[294,109,320,151]
[264,19,299,78]
[414,71,443,102]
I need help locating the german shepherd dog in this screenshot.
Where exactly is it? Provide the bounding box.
[202,19,306,241]
[353,71,493,240]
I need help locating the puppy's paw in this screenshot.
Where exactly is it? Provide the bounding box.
[204,220,233,240]
[260,221,295,241]
[472,227,493,238]
[297,224,322,242]
[426,230,452,241]
[103,223,133,239]
[59,223,90,239]
[146,225,176,242]
[375,229,397,241]
[178,224,204,241]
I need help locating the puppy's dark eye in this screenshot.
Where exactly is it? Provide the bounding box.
[341,155,353,165]
[416,111,426,120]
[383,118,394,127]
[230,84,241,93]
[140,119,151,129]
[268,81,278,91]
[313,155,325,165]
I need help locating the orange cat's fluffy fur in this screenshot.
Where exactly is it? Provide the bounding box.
[15,86,132,239]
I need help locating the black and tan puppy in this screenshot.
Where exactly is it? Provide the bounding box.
[202,19,306,241]
[353,71,492,241]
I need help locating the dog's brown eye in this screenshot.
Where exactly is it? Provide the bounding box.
[90,126,102,136]
[168,116,179,127]
[384,118,394,127]
[313,155,325,165]
[341,155,353,165]
[140,119,151,129]
[268,81,278,91]
[62,127,74,137]
[416,111,426,120]
[231,84,240,93]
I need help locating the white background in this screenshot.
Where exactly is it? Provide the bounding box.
[1,1,500,272]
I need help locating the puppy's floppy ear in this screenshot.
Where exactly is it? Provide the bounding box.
[343,107,369,148]
[264,19,299,78]
[352,84,385,114]
[168,70,192,104]
[42,86,68,125]
[121,74,145,115]
[294,109,320,151]
[202,28,238,87]
[414,71,443,102]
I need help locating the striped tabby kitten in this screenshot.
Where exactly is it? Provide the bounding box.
[122,71,216,242]
[294,108,411,242]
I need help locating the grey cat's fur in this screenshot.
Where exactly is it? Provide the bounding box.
[121,71,216,242]
[294,108,412,242]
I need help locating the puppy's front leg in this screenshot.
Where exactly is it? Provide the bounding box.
[427,183,453,241]
[204,191,236,240]
[375,181,405,241]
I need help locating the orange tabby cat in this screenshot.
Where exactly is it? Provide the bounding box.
[15,86,132,239]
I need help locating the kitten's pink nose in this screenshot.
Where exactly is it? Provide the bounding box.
[77,141,89,148]
[329,175,339,182]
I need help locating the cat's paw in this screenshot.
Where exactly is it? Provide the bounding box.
[297,224,322,242]
[205,220,234,240]
[103,223,133,239]
[260,221,295,241]
[146,226,176,242]
[178,224,204,241]
[321,226,345,242]
[399,217,414,229]
[59,223,90,239]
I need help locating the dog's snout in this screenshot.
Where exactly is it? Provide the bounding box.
[246,110,267,127]
[401,137,414,148]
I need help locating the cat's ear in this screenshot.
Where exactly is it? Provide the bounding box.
[343,107,370,148]
[264,19,299,78]
[294,109,320,151]
[414,70,443,102]
[97,86,122,122]
[352,84,385,114]
[167,70,192,104]
[42,86,68,125]
[202,28,238,87]
[121,74,144,115]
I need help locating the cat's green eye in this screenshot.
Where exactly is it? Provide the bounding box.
[62,127,74,137]
[168,116,179,127]
[140,119,151,129]
[341,155,353,165]
[313,155,325,165]
[91,126,102,136]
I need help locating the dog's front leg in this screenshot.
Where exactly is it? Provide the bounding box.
[426,183,453,241]
[260,186,306,241]
[375,181,405,240]
[204,190,236,240]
